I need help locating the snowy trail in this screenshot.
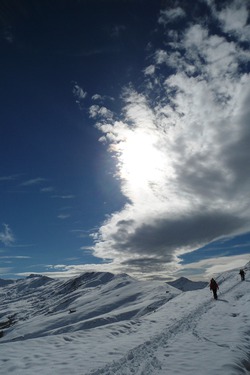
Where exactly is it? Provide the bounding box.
[86,299,213,375]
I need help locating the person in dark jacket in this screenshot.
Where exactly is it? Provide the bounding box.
[210,278,219,300]
[239,269,245,281]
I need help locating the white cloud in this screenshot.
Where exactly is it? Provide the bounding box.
[179,254,250,281]
[0,224,15,246]
[111,25,126,38]
[144,65,155,76]
[72,82,87,109]
[21,178,46,186]
[71,229,93,239]
[217,0,249,39]
[0,174,19,182]
[89,105,113,120]
[40,186,54,193]
[92,94,103,101]
[158,7,186,25]
[88,1,250,278]
[52,195,75,199]
[16,253,250,281]
[72,83,87,100]
[92,94,115,102]
[0,267,13,276]
[0,256,30,259]
[57,214,71,220]
[28,263,115,279]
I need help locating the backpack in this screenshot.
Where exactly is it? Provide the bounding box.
[210,279,217,289]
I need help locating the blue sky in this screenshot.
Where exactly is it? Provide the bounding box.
[0,0,249,281]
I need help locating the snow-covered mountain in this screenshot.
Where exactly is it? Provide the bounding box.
[0,272,179,340]
[0,263,249,374]
[167,276,207,291]
[0,278,14,287]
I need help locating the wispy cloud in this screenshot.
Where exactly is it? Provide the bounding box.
[21,177,46,186]
[0,267,13,276]
[0,174,19,182]
[158,6,186,25]
[40,186,54,193]
[0,224,15,246]
[92,94,114,102]
[110,24,126,38]
[89,0,250,277]
[0,256,30,259]
[18,263,114,279]
[72,81,87,109]
[3,28,14,43]
[57,214,71,220]
[53,195,75,199]
[178,254,250,281]
[72,83,87,100]
[71,229,93,239]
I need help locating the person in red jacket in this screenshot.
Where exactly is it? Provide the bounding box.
[210,278,219,300]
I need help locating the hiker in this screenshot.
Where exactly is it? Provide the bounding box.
[239,269,245,281]
[210,278,219,300]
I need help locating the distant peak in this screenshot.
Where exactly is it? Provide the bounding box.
[26,274,53,281]
[26,274,44,279]
[167,277,207,292]
[176,277,189,282]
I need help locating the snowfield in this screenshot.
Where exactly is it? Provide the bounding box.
[0,263,249,374]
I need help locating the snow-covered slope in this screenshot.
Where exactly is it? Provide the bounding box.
[0,278,14,287]
[0,264,249,374]
[0,272,179,341]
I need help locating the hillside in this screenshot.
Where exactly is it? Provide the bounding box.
[0,278,14,287]
[0,272,179,341]
[0,264,250,374]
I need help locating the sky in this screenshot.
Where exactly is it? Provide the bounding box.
[0,0,250,281]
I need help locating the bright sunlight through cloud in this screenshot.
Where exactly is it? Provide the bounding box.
[91,0,250,279]
[116,131,165,189]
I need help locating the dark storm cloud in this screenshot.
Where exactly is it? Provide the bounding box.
[100,211,246,260]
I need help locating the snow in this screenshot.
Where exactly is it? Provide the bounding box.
[0,265,250,374]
